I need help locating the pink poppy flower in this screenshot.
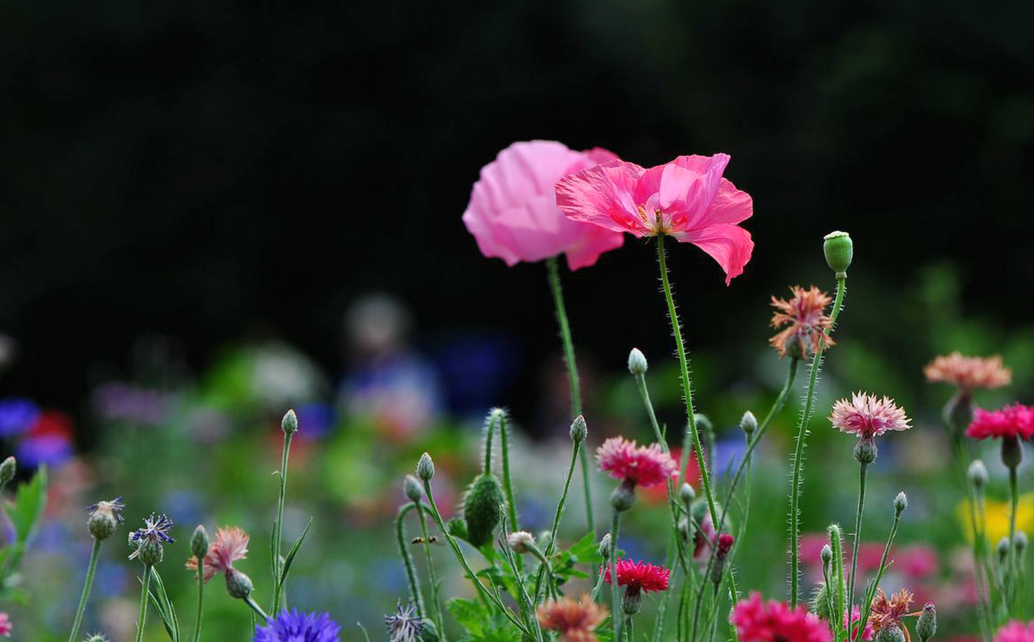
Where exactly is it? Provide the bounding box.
[830,392,911,440]
[555,153,753,284]
[0,612,10,637]
[186,526,249,582]
[596,437,678,488]
[602,560,670,593]
[462,141,625,270]
[729,593,830,642]
[966,404,1034,440]
[995,621,1034,642]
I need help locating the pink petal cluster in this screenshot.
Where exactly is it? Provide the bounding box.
[555,153,753,284]
[186,526,249,582]
[0,612,10,637]
[924,352,1011,391]
[966,404,1034,440]
[830,392,911,439]
[596,437,678,488]
[602,560,670,593]
[729,593,830,642]
[996,621,1034,642]
[844,606,874,641]
[462,141,625,271]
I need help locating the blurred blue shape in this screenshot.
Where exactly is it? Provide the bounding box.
[0,397,40,438]
[16,434,72,467]
[427,329,522,415]
[297,401,334,439]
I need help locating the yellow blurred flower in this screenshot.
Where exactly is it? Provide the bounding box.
[957,492,1034,544]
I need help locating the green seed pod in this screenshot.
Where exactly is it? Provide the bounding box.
[0,456,16,484]
[875,626,906,642]
[916,603,936,642]
[225,568,254,599]
[823,231,853,277]
[281,408,298,435]
[463,473,505,547]
[191,525,210,560]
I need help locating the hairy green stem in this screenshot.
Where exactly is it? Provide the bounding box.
[395,503,425,616]
[856,506,902,641]
[789,275,846,606]
[546,257,594,533]
[135,567,152,642]
[830,526,846,638]
[193,556,205,642]
[498,412,520,540]
[272,430,294,613]
[1008,464,1019,611]
[416,502,445,640]
[608,510,623,642]
[68,538,103,642]
[535,437,582,603]
[846,463,868,624]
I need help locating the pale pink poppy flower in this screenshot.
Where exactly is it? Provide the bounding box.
[830,392,911,439]
[186,526,249,582]
[555,153,753,284]
[462,141,625,270]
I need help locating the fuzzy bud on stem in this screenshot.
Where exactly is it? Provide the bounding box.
[1001,435,1023,470]
[506,531,535,554]
[225,567,254,599]
[997,537,1011,563]
[1015,530,1028,555]
[627,348,648,376]
[968,459,988,490]
[281,408,298,435]
[894,492,908,515]
[740,411,757,438]
[598,533,612,559]
[0,456,15,484]
[875,626,906,642]
[820,544,833,567]
[679,483,695,507]
[404,475,423,502]
[823,231,853,278]
[916,603,936,642]
[191,525,210,560]
[854,437,878,464]
[569,415,587,443]
[610,480,635,513]
[417,453,435,481]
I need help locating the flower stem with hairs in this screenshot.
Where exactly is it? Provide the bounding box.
[855,498,904,640]
[135,567,151,642]
[608,511,622,642]
[67,538,102,642]
[416,502,444,639]
[395,503,425,617]
[271,415,296,614]
[193,556,204,642]
[534,433,582,603]
[845,462,868,628]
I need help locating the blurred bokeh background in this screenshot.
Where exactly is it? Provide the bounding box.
[1,0,1032,639]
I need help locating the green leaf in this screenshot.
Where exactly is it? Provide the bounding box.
[277,516,313,591]
[4,466,48,546]
[147,567,180,642]
[446,598,487,636]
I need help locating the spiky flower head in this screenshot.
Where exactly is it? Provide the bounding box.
[129,513,174,565]
[868,588,915,635]
[924,353,1011,392]
[602,559,670,594]
[385,601,423,642]
[966,404,1034,441]
[536,595,607,642]
[730,593,829,642]
[87,498,125,541]
[596,437,678,489]
[769,285,836,359]
[186,525,249,581]
[831,393,911,440]
[254,609,341,642]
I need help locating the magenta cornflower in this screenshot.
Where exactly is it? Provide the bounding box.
[0,612,10,637]
[555,153,753,284]
[830,392,911,439]
[729,593,830,642]
[966,404,1034,440]
[596,437,678,488]
[186,525,249,581]
[602,559,670,594]
[996,621,1034,642]
[844,606,873,641]
[925,352,1011,392]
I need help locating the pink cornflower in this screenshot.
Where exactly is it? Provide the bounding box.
[555,153,753,284]
[868,588,918,636]
[0,612,10,637]
[462,141,625,271]
[845,606,874,641]
[596,437,678,488]
[966,404,1034,440]
[769,286,836,359]
[729,593,830,642]
[830,393,911,440]
[995,621,1034,642]
[602,560,670,594]
[536,595,608,642]
[924,353,1011,392]
[186,526,249,581]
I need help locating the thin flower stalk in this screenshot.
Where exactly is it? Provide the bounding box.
[67,539,103,642]
[855,503,904,640]
[193,556,204,642]
[498,515,545,642]
[534,435,583,603]
[415,502,444,640]
[496,411,520,547]
[395,503,425,617]
[788,274,846,606]
[546,256,594,533]
[135,569,151,642]
[607,511,622,642]
[271,411,296,615]
[829,525,847,639]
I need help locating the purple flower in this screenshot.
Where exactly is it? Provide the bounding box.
[254,609,341,642]
[0,398,39,437]
[128,513,174,560]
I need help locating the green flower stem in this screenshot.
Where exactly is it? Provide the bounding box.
[789,275,846,607]
[655,235,719,529]
[829,526,846,638]
[534,437,582,603]
[608,510,623,642]
[68,538,103,642]
[822,562,837,635]
[546,257,594,533]
[626,616,634,642]
[245,594,270,621]
[135,567,152,642]
[845,462,868,627]
[590,553,610,601]
[421,479,531,636]
[271,430,294,614]
[416,503,445,640]
[498,412,521,542]
[499,513,544,642]
[954,438,993,641]
[193,557,205,642]
[395,503,425,617]
[856,504,902,641]
[1008,464,1019,610]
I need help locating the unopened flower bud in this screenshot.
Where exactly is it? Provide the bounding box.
[191,525,210,561]
[823,231,853,278]
[875,626,906,642]
[598,533,612,559]
[610,481,635,513]
[740,411,758,438]
[86,635,110,642]
[1015,531,1028,554]
[853,437,878,464]
[916,603,936,642]
[137,538,164,567]
[628,348,648,376]
[0,456,15,484]
[968,459,988,490]
[463,473,504,547]
[569,415,587,443]
[87,499,124,541]
[621,588,642,616]
[709,533,734,585]
[997,537,1011,563]
[225,567,254,599]
[678,517,692,543]
[679,483,695,506]
[1001,435,1023,470]
[417,453,435,481]
[506,531,535,554]
[404,475,423,502]
[894,492,908,515]
[944,392,973,435]
[820,544,833,567]
[281,408,298,435]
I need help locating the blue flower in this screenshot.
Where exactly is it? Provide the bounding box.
[0,397,39,437]
[128,513,174,560]
[254,609,341,642]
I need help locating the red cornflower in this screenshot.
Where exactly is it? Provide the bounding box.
[602,560,670,594]
[830,393,911,439]
[596,437,678,488]
[868,588,918,636]
[536,595,608,642]
[925,353,1011,392]
[966,404,1034,440]
[995,621,1034,642]
[769,286,835,359]
[729,593,830,642]
[186,526,249,581]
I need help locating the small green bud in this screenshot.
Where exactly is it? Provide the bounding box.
[569,415,587,443]
[628,348,648,375]
[225,567,253,599]
[854,437,878,464]
[1015,530,1028,554]
[823,231,853,278]
[191,525,210,561]
[0,456,15,484]
[968,459,988,490]
[621,588,642,615]
[404,475,423,503]
[679,483,696,506]
[281,408,298,434]
[998,536,1011,562]
[417,452,435,481]
[875,625,906,642]
[610,481,635,512]
[1001,435,1023,470]
[137,538,164,567]
[506,531,535,554]
[740,411,758,437]
[916,603,936,642]
[463,473,505,547]
[88,509,119,541]
[598,533,612,559]
[894,492,908,515]
[820,544,833,567]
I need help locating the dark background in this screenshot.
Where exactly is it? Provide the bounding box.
[2,0,1032,428]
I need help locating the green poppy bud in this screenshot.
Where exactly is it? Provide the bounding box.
[463,473,505,547]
